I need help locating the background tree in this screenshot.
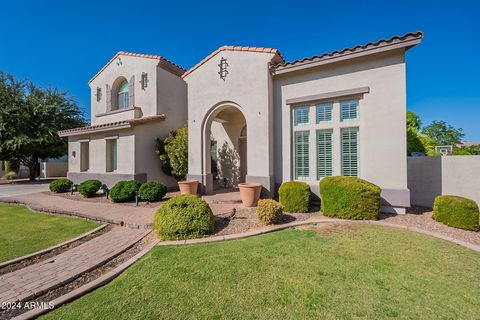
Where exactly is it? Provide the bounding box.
[155,126,188,180]
[422,120,465,146]
[0,72,86,180]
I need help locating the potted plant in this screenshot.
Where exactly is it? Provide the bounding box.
[156,126,198,195]
[238,182,262,207]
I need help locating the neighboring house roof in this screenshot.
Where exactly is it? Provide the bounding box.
[182,46,285,78]
[88,52,186,84]
[57,115,165,137]
[272,31,423,75]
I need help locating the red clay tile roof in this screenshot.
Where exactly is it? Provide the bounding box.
[88,52,185,84]
[58,115,165,137]
[182,46,285,78]
[273,31,423,71]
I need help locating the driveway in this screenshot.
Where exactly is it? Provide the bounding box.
[0,181,50,197]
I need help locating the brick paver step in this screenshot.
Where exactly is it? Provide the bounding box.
[0,227,149,304]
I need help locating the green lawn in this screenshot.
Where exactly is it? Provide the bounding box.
[0,203,100,263]
[45,225,480,319]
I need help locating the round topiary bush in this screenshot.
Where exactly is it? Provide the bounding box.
[433,195,479,231]
[78,179,102,198]
[139,181,167,202]
[278,181,311,213]
[49,178,73,193]
[320,176,381,220]
[257,199,284,225]
[154,194,214,240]
[109,180,141,203]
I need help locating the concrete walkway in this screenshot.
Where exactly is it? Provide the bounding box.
[0,227,149,304]
[0,182,50,198]
[2,193,155,228]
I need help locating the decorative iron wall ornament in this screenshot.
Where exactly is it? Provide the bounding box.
[95,87,102,102]
[218,57,229,80]
[140,72,148,90]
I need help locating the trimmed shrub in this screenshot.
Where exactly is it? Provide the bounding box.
[49,178,73,193]
[4,171,17,180]
[257,199,284,225]
[78,179,102,198]
[154,194,214,240]
[433,195,479,231]
[320,176,381,220]
[139,181,167,202]
[110,180,141,203]
[278,181,311,213]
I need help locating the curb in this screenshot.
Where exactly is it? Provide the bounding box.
[156,218,480,253]
[13,238,159,320]
[0,224,108,269]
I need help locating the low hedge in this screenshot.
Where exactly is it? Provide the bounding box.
[320,176,381,220]
[110,180,141,203]
[78,179,102,198]
[139,181,167,202]
[49,178,73,193]
[257,199,284,225]
[278,181,311,213]
[154,195,214,240]
[433,195,479,231]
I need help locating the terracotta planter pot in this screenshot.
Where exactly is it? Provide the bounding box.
[238,183,262,207]
[178,180,199,195]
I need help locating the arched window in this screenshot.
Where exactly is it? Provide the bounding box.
[117,80,129,109]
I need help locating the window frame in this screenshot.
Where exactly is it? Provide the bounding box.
[341,127,360,177]
[293,106,310,126]
[117,81,129,110]
[106,139,118,172]
[316,103,333,124]
[294,130,310,180]
[316,129,333,180]
[80,142,90,172]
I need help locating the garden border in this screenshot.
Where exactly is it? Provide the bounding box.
[0,224,108,269]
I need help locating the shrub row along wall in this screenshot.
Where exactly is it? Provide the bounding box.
[408,156,480,207]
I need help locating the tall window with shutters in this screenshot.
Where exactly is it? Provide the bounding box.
[117,81,129,109]
[294,106,309,126]
[340,100,358,121]
[341,127,359,177]
[294,131,309,179]
[316,129,333,179]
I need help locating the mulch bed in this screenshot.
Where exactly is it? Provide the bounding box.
[379,206,480,246]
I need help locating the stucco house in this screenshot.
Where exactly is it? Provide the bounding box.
[60,31,423,213]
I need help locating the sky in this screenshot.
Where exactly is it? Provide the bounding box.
[1,0,479,140]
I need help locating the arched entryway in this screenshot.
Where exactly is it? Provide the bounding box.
[202,103,247,194]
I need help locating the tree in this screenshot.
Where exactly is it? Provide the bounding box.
[422,120,464,146]
[0,72,86,180]
[155,126,188,180]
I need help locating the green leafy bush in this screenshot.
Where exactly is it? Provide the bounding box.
[110,180,141,203]
[278,181,311,213]
[433,195,479,231]
[154,194,214,240]
[155,126,188,180]
[320,176,381,220]
[139,181,167,202]
[49,178,73,193]
[4,171,17,180]
[257,199,284,225]
[78,179,102,198]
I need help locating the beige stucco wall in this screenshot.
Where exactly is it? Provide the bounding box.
[184,50,276,194]
[408,156,480,207]
[89,55,160,125]
[273,50,408,209]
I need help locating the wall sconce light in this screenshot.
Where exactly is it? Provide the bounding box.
[141,72,148,90]
[95,87,102,102]
[72,151,76,158]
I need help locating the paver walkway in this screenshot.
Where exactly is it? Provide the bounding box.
[0,226,149,304]
[2,193,155,227]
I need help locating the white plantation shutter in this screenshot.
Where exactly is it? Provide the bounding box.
[341,127,359,177]
[316,130,333,179]
[340,100,358,121]
[316,103,333,123]
[128,76,135,108]
[294,106,309,126]
[294,131,309,179]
